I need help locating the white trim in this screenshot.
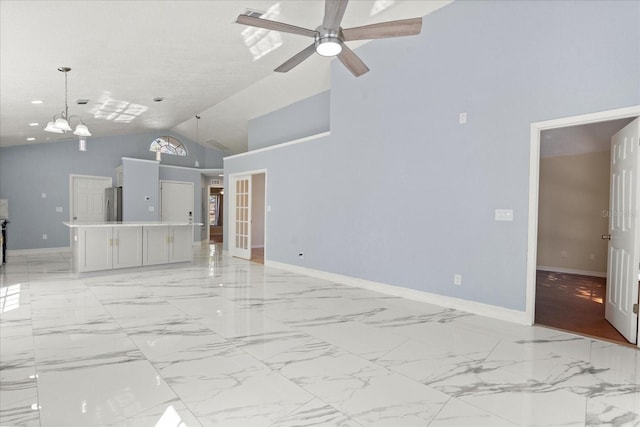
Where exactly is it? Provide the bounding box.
[251,245,265,249]
[121,157,158,164]
[224,131,330,161]
[8,247,71,256]
[266,260,529,325]
[536,265,607,278]
[526,105,640,334]
[159,164,222,173]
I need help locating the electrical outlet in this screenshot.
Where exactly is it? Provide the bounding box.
[459,112,467,124]
[454,274,462,286]
[42,234,47,240]
[561,250,567,258]
[56,207,63,213]
[494,209,514,221]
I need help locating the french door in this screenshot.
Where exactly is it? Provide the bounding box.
[231,175,251,259]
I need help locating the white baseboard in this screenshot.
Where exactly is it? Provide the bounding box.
[7,246,71,256]
[266,260,530,325]
[537,265,606,278]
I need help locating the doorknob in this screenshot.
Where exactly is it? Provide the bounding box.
[602,234,611,240]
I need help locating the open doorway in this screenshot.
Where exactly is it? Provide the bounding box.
[208,186,224,243]
[528,109,640,347]
[250,173,265,264]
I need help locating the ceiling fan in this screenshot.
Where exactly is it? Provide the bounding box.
[236,0,422,77]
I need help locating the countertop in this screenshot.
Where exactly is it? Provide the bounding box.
[63,221,203,228]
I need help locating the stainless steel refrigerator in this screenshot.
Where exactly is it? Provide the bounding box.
[104,187,123,221]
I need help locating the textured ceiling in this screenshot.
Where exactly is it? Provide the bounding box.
[0,0,449,154]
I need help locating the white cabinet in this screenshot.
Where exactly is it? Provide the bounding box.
[75,226,142,272]
[77,227,112,272]
[112,226,143,269]
[67,222,195,273]
[143,225,193,265]
[169,225,192,263]
[143,226,169,266]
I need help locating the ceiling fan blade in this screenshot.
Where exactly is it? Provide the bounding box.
[323,0,349,31]
[236,14,317,38]
[337,44,369,77]
[341,17,422,41]
[274,43,317,73]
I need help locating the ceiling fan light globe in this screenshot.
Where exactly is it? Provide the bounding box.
[44,121,64,133]
[316,38,342,57]
[73,123,91,137]
[54,117,72,131]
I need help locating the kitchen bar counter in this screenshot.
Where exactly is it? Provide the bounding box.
[63,221,202,227]
[64,222,202,272]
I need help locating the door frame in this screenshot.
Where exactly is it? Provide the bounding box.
[228,169,267,260]
[526,105,640,348]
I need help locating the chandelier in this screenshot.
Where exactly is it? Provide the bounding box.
[44,67,91,139]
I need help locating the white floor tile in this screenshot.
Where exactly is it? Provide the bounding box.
[0,244,637,427]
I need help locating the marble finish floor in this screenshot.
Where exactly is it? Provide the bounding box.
[1,245,639,427]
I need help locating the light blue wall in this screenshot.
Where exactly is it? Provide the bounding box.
[0,131,225,250]
[248,91,330,151]
[122,158,159,222]
[225,0,640,312]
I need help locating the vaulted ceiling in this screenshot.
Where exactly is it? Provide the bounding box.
[0,0,449,154]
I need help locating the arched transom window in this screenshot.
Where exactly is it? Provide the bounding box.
[150,136,187,156]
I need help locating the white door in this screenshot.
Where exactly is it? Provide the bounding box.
[160,181,194,223]
[71,175,112,221]
[231,175,251,259]
[605,117,640,344]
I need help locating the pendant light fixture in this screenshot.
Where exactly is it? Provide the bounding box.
[194,115,200,167]
[153,97,163,161]
[44,67,92,139]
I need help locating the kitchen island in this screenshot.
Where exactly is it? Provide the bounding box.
[64,221,201,273]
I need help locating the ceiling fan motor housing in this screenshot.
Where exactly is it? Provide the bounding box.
[315,26,342,56]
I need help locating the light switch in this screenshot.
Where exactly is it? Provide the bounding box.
[148,206,155,212]
[495,209,514,221]
[56,207,63,213]
[459,112,467,124]
[41,193,47,198]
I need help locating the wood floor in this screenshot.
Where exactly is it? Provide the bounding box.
[250,247,264,264]
[535,270,633,346]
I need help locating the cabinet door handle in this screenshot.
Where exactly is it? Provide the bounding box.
[109,238,113,246]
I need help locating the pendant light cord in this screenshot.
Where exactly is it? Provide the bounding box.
[63,69,69,119]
